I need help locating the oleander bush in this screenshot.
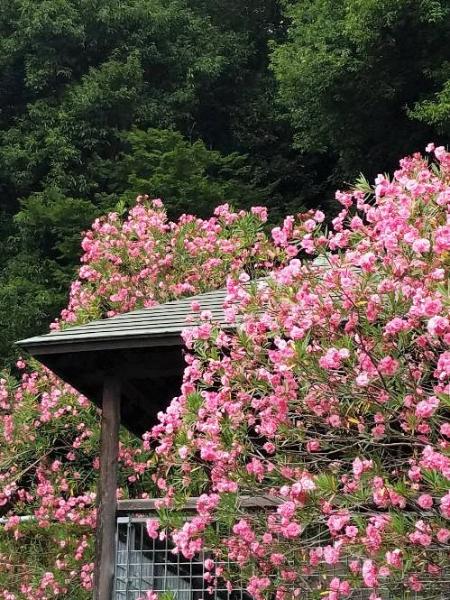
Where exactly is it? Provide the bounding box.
[2,145,450,599]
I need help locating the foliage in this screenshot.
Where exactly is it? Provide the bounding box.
[116,128,265,217]
[0,131,266,364]
[0,201,283,598]
[0,252,64,366]
[3,0,450,367]
[2,1,450,592]
[2,146,450,598]
[271,0,450,178]
[150,146,450,599]
[0,0,288,366]
[412,78,450,134]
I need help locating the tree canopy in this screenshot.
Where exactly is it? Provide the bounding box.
[2,0,450,365]
[271,0,450,178]
[0,0,289,364]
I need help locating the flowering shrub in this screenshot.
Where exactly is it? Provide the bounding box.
[2,146,450,599]
[150,146,450,599]
[59,198,275,326]
[0,200,279,599]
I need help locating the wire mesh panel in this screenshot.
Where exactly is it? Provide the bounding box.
[114,514,450,600]
[115,517,249,600]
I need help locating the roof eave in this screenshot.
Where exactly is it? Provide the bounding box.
[16,332,185,357]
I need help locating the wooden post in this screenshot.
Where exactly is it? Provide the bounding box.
[94,376,121,600]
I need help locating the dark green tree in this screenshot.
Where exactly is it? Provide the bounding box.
[0,0,244,210]
[7,0,450,367]
[117,128,265,217]
[271,0,450,180]
[0,0,290,365]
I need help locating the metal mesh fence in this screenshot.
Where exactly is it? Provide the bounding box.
[114,513,450,600]
[115,516,249,600]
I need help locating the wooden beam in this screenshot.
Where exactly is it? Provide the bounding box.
[117,495,282,513]
[94,376,121,600]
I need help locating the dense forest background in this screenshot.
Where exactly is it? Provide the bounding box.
[1,0,450,365]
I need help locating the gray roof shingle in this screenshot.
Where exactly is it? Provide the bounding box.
[17,287,229,354]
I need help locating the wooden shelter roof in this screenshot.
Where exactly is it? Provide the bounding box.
[16,287,230,435]
[17,287,228,355]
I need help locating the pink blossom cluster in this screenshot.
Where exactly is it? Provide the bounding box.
[0,202,280,598]
[57,197,275,327]
[150,147,450,599]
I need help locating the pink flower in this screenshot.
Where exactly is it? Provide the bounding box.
[362,560,378,588]
[270,553,285,565]
[329,577,351,597]
[349,560,360,574]
[411,238,430,253]
[440,492,450,518]
[407,575,423,592]
[146,519,160,540]
[378,356,398,376]
[284,522,302,538]
[427,316,449,336]
[385,549,402,568]
[415,396,439,419]
[409,520,432,546]
[355,372,369,387]
[437,528,450,543]
[352,457,373,480]
[345,526,358,539]
[323,545,340,565]
[319,347,350,370]
[178,445,189,459]
[434,225,450,253]
[358,252,376,272]
[250,206,268,222]
[306,439,320,452]
[327,513,350,534]
[247,576,271,598]
[417,494,433,509]
[440,423,450,437]
[435,351,450,380]
[384,317,409,335]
